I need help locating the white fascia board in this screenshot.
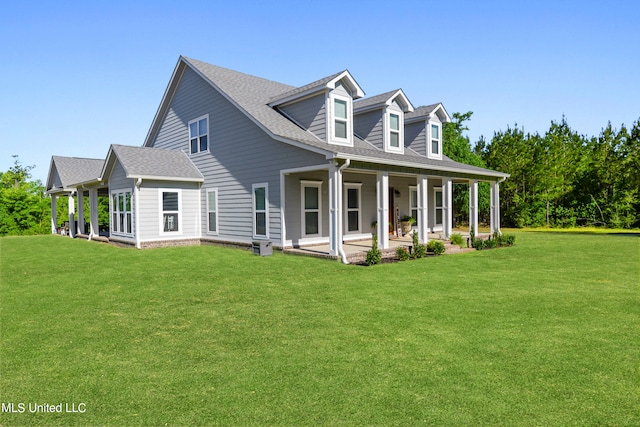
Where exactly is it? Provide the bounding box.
[329,152,510,179]
[327,70,365,99]
[388,90,414,112]
[430,103,451,123]
[126,174,204,183]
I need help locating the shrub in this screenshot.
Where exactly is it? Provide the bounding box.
[484,238,497,249]
[395,246,410,261]
[365,235,382,265]
[504,234,516,246]
[427,240,446,255]
[412,231,427,259]
[450,232,464,247]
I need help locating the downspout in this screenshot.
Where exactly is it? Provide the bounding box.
[135,178,142,249]
[338,158,350,264]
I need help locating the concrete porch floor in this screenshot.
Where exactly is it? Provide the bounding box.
[283,230,480,262]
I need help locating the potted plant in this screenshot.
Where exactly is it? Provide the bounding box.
[400,215,415,233]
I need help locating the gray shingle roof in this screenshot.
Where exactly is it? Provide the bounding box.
[405,103,440,120]
[108,145,203,181]
[182,57,507,179]
[267,70,346,105]
[49,156,104,189]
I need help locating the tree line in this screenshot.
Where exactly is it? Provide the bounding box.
[1,114,639,236]
[444,113,640,229]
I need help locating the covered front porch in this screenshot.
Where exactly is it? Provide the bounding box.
[280,159,503,263]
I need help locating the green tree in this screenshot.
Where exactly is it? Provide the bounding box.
[442,112,490,225]
[0,156,51,235]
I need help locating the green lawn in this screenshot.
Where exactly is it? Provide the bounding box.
[1,233,638,426]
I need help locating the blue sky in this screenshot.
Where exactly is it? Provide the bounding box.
[1,0,638,184]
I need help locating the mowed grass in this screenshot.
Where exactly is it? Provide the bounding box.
[0,232,638,426]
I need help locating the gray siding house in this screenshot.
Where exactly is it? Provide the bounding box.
[47,56,508,261]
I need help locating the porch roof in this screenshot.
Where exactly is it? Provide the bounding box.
[46,156,105,194]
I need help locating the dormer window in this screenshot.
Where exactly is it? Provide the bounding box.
[385,109,404,153]
[390,113,400,148]
[334,99,348,138]
[429,122,442,159]
[329,93,352,146]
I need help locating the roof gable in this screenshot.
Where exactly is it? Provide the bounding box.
[353,89,414,114]
[101,145,203,182]
[405,103,451,123]
[268,70,365,107]
[46,156,104,192]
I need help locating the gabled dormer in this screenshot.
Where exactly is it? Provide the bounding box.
[353,89,414,154]
[268,70,364,147]
[404,103,451,160]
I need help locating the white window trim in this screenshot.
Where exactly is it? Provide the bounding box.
[301,180,323,238]
[428,121,442,160]
[206,188,218,235]
[409,185,418,228]
[188,114,209,155]
[328,92,353,146]
[159,188,182,236]
[252,182,269,239]
[344,182,362,235]
[433,186,443,228]
[385,108,404,154]
[110,189,133,237]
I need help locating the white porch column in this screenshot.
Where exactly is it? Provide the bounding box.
[77,191,85,235]
[50,195,57,234]
[490,181,501,235]
[328,163,343,257]
[417,175,429,244]
[67,192,76,238]
[89,188,99,238]
[376,171,389,249]
[442,177,453,238]
[469,180,479,238]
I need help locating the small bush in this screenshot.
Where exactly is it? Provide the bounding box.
[504,234,516,246]
[450,232,464,247]
[484,238,497,249]
[395,246,410,261]
[427,240,446,256]
[365,235,382,265]
[412,231,427,259]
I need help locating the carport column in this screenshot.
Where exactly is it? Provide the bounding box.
[376,171,389,249]
[469,180,479,238]
[490,181,501,235]
[89,188,99,238]
[442,177,453,238]
[77,191,85,235]
[328,163,343,257]
[68,191,76,238]
[417,175,429,244]
[50,194,57,234]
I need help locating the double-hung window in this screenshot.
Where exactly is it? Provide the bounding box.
[189,115,208,154]
[344,183,362,234]
[434,188,443,226]
[430,123,441,158]
[389,113,400,148]
[111,190,132,235]
[409,186,418,228]
[253,183,268,238]
[301,181,322,237]
[161,190,180,233]
[206,189,218,234]
[329,93,352,145]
